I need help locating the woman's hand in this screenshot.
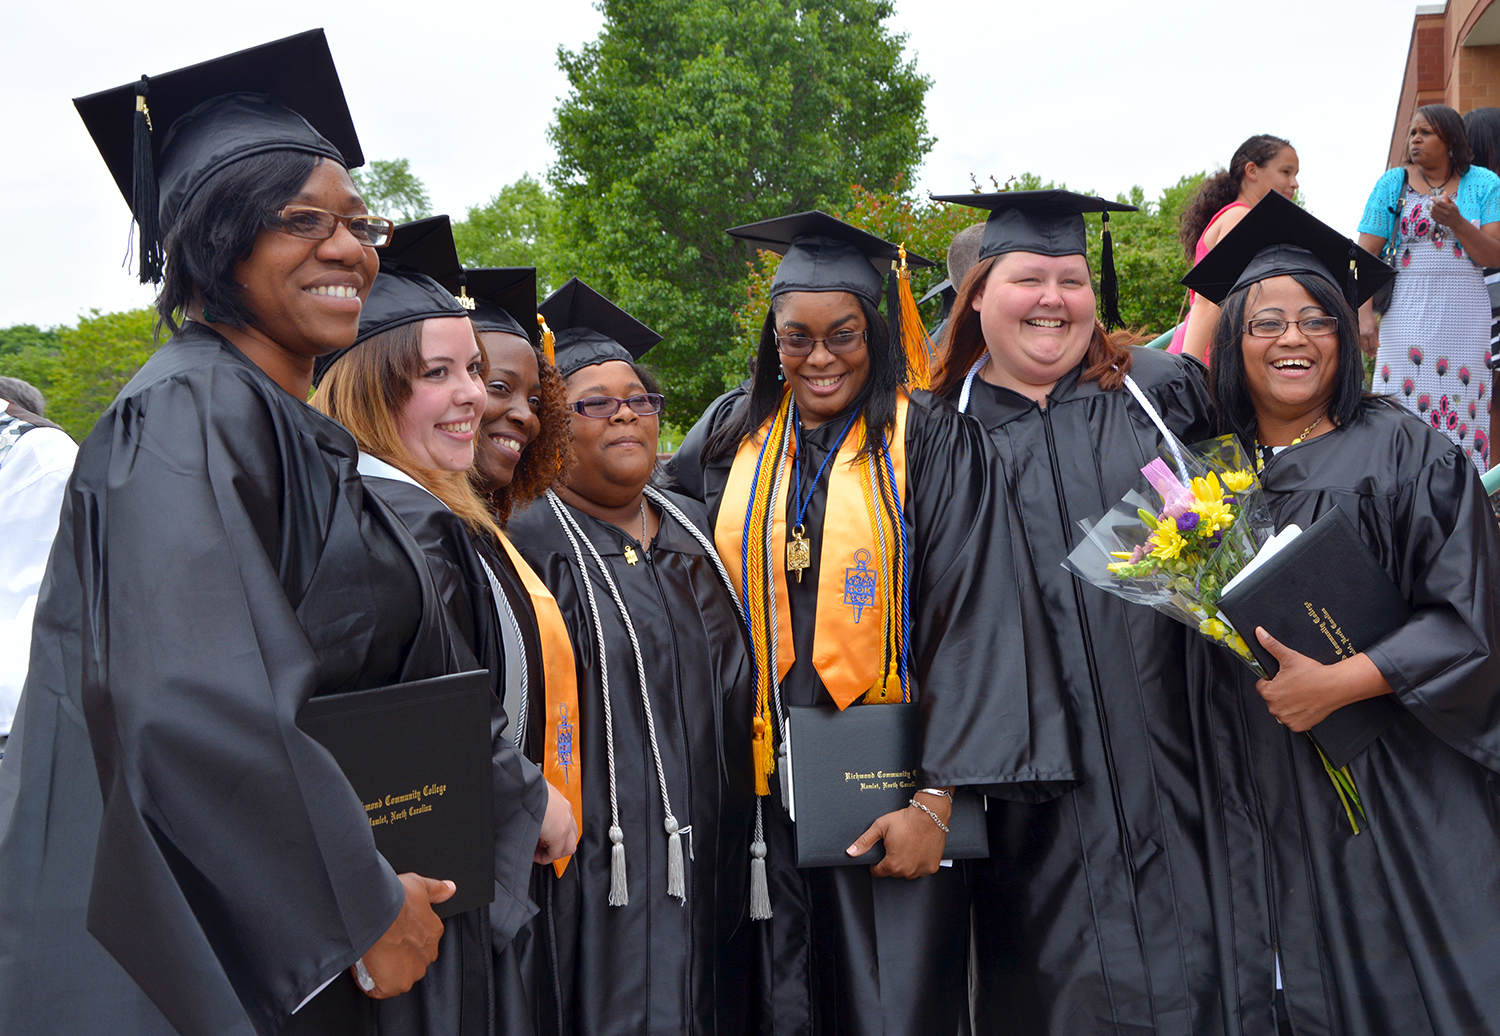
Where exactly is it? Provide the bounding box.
[1254,627,1395,732]
[534,781,580,864]
[356,872,455,998]
[1431,190,1463,230]
[847,789,951,879]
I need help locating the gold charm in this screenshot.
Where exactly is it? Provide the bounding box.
[624,545,639,566]
[786,525,811,582]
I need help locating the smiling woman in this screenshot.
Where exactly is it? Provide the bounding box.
[0,31,488,1036]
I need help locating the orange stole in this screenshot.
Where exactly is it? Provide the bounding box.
[495,531,581,876]
[715,392,910,710]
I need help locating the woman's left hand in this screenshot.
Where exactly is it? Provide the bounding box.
[1431,191,1463,229]
[1254,627,1395,732]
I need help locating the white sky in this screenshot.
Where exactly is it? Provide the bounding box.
[1,0,1421,329]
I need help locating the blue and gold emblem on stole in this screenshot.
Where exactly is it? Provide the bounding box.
[557,703,575,784]
[842,549,878,623]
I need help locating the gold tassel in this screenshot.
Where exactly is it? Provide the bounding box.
[752,716,770,796]
[537,313,556,366]
[896,245,934,391]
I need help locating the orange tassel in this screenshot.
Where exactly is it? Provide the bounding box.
[896,244,934,391]
[537,313,556,366]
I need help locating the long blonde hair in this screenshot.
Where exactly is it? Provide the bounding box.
[313,319,503,543]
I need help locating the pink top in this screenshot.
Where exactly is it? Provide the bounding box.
[1168,200,1250,359]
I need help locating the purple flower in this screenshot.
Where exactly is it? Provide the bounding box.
[1176,511,1201,532]
[1208,532,1223,548]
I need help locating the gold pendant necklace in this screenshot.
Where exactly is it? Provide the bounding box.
[1255,415,1325,471]
[786,524,811,582]
[624,499,647,566]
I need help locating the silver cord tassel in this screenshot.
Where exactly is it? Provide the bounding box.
[609,825,628,906]
[665,816,686,900]
[750,799,772,920]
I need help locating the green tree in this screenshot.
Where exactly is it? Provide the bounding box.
[549,0,932,421]
[452,175,568,293]
[48,308,159,441]
[352,158,433,223]
[0,324,64,397]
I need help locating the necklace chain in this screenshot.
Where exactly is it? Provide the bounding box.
[1418,166,1454,195]
[1255,415,1325,471]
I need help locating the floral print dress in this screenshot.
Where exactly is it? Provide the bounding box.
[1374,186,1491,470]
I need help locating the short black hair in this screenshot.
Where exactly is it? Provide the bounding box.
[704,292,898,463]
[155,150,322,335]
[1210,272,1371,449]
[1415,104,1473,176]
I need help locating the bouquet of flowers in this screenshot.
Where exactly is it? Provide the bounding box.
[1063,434,1274,675]
[1064,434,1365,833]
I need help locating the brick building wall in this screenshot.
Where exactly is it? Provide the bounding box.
[1387,0,1500,167]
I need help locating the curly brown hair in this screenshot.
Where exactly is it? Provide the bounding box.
[1178,134,1292,259]
[481,344,577,526]
[933,255,1139,398]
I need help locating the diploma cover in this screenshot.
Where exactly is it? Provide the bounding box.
[299,670,495,917]
[785,703,988,867]
[1217,508,1411,769]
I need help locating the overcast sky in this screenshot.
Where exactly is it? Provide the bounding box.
[2,0,1422,328]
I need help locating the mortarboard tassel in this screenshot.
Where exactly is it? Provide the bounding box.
[1100,212,1122,331]
[891,246,935,390]
[1346,246,1359,310]
[132,76,164,284]
[537,313,556,366]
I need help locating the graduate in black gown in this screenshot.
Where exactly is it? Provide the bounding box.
[669,212,1075,1036]
[311,216,580,1035]
[1179,192,1500,1036]
[505,279,756,1036]
[0,33,465,1036]
[928,191,1223,1035]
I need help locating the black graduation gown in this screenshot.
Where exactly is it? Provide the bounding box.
[505,490,755,1036]
[1193,402,1500,1036]
[0,325,465,1036]
[949,348,1225,1036]
[670,388,1075,1036]
[360,474,551,1036]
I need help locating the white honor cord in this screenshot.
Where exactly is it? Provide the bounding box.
[477,551,530,748]
[956,353,990,414]
[546,490,689,902]
[1119,373,1191,484]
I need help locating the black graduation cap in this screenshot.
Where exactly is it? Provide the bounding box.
[74,29,362,285]
[724,211,934,304]
[538,278,662,380]
[310,215,469,385]
[1180,191,1393,309]
[928,190,1137,328]
[442,269,538,344]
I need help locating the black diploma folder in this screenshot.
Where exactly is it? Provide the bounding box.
[1216,508,1410,769]
[298,670,495,918]
[786,703,988,868]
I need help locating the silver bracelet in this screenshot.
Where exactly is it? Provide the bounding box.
[354,959,376,993]
[909,797,950,833]
[916,787,952,800]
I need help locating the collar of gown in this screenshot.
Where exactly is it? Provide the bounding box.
[962,360,1102,429]
[356,452,442,503]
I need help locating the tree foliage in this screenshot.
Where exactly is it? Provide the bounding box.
[47,308,159,441]
[452,175,568,294]
[0,324,64,398]
[352,158,434,223]
[549,0,933,419]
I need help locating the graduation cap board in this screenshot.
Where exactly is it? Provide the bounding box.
[74,29,362,284]
[538,278,662,380]
[441,269,538,346]
[928,190,1138,329]
[311,215,470,385]
[1180,191,1393,310]
[724,211,939,387]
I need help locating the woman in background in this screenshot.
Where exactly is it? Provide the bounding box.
[1358,103,1500,471]
[1172,134,1299,362]
[1463,104,1500,463]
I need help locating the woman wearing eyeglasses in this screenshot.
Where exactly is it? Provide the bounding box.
[1183,193,1500,1036]
[0,36,478,1036]
[502,279,756,1036]
[668,213,1074,1036]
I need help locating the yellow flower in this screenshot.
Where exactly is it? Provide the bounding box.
[1149,524,1187,560]
[1222,469,1255,494]
[1200,617,1229,640]
[1195,497,1235,534]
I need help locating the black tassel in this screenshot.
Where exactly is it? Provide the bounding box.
[1100,212,1122,331]
[132,75,164,285]
[1345,245,1359,310]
